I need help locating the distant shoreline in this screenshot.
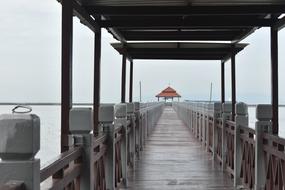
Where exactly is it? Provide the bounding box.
[0,103,285,107]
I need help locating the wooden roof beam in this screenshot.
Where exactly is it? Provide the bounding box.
[100,18,273,28]
[85,5,285,16]
[72,0,100,32]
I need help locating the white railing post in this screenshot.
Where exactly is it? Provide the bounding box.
[127,103,136,168]
[134,102,141,159]
[206,103,211,152]
[254,104,272,190]
[99,104,115,189]
[234,103,248,187]
[114,103,128,187]
[213,102,221,160]
[0,114,40,190]
[69,108,94,189]
[222,103,232,171]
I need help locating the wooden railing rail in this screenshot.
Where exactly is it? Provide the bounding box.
[114,125,123,187]
[93,133,107,190]
[216,118,223,164]
[40,146,83,183]
[225,120,235,176]
[239,125,255,189]
[263,133,285,190]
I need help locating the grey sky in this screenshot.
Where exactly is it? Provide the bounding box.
[0,0,285,104]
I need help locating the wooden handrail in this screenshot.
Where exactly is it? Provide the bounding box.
[40,146,83,182]
[263,132,285,145]
[93,133,107,149]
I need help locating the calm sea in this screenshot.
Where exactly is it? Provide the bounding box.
[0,105,284,166]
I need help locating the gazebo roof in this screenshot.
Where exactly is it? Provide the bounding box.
[156,86,181,98]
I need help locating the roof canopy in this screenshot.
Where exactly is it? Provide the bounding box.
[156,86,181,98]
[81,0,285,42]
[111,42,247,61]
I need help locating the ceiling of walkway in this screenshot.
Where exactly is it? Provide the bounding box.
[80,0,285,43]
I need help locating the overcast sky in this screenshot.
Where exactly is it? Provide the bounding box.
[0,0,285,104]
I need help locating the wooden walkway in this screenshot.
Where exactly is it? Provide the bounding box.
[126,106,234,190]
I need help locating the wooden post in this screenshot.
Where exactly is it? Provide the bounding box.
[129,60,133,102]
[231,53,236,121]
[93,27,101,135]
[270,27,279,135]
[61,0,73,154]
[221,61,225,104]
[121,55,127,103]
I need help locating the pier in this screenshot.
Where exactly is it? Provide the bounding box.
[1,0,285,190]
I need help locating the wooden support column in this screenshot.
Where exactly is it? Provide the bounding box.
[121,55,127,103]
[129,60,133,102]
[271,26,279,135]
[231,53,236,121]
[61,0,73,153]
[221,61,225,104]
[93,27,101,135]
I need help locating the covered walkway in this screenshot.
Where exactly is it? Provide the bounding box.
[127,106,233,190]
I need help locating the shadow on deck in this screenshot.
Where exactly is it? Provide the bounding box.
[126,106,233,190]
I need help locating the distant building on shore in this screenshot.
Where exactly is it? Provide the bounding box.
[156,86,181,102]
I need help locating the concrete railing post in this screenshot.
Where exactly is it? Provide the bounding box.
[99,104,115,190]
[201,104,204,145]
[127,103,136,168]
[254,104,272,190]
[213,102,221,160]
[234,103,248,187]
[206,103,211,152]
[114,103,128,187]
[204,103,209,148]
[134,102,141,159]
[199,103,202,141]
[69,108,94,189]
[222,103,232,171]
[0,114,40,190]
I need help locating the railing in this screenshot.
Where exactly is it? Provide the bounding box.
[225,120,235,176]
[208,115,214,152]
[239,126,255,189]
[40,146,83,189]
[93,133,107,190]
[263,133,285,190]
[216,118,223,165]
[0,102,164,190]
[173,102,279,190]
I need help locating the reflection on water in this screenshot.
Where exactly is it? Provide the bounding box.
[0,105,284,166]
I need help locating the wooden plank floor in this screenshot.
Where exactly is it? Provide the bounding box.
[125,106,234,190]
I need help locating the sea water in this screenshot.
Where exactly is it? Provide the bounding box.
[0,105,284,166]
